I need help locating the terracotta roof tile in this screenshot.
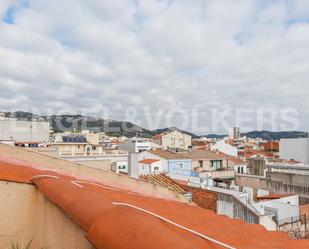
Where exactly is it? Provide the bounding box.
[182,150,226,160]
[148,149,190,160]
[1,157,309,249]
[138,159,160,164]
[228,157,246,164]
[257,193,294,200]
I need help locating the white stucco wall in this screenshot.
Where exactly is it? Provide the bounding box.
[139,161,162,175]
[279,138,309,164]
[212,140,238,157]
[138,151,168,172]
[111,161,128,174]
[0,120,50,142]
[0,181,94,249]
[0,144,187,202]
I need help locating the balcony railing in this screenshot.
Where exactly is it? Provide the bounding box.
[171,169,199,177]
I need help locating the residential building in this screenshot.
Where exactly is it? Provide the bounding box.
[156,130,192,150]
[234,163,248,174]
[263,141,279,152]
[50,134,102,156]
[247,157,266,176]
[43,133,130,172]
[81,130,107,145]
[128,149,194,179]
[44,133,128,171]
[254,194,300,226]
[2,148,308,248]
[236,159,309,205]
[138,159,162,175]
[0,117,50,143]
[229,127,240,140]
[118,140,161,153]
[181,150,237,188]
[2,144,309,247]
[212,140,238,157]
[143,149,193,175]
[111,161,128,174]
[141,173,302,233]
[180,150,228,172]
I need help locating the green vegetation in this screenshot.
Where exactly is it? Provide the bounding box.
[142,133,153,138]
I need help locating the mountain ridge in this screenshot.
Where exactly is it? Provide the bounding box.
[1,111,307,140]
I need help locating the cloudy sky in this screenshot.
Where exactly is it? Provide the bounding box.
[0,0,309,134]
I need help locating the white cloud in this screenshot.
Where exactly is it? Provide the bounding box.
[0,0,309,133]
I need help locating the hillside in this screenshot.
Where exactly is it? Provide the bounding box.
[243,130,308,140]
[2,111,307,140]
[204,130,308,140]
[50,115,153,137]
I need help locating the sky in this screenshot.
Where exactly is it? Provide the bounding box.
[0,0,309,134]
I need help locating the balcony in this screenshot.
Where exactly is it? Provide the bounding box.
[200,169,235,180]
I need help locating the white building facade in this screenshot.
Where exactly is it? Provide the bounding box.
[0,118,50,143]
[212,140,238,157]
[119,141,161,153]
[111,161,128,174]
[161,131,192,150]
[280,138,309,164]
[138,159,162,175]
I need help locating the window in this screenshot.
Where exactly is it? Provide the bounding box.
[178,162,184,169]
[198,160,203,167]
[118,165,126,170]
[210,160,222,169]
[154,166,159,171]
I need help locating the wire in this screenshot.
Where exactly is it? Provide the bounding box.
[112,202,236,249]
[30,175,59,181]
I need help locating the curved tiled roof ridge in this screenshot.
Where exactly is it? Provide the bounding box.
[1,157,309,249]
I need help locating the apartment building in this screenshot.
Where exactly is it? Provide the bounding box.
[155,130,192,150]
[0,116,50,144]
[280,138,309,164]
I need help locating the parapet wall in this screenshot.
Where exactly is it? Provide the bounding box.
[236,174,309,204]
[0,180,94,249]
[0,144,186,202]
[267,172,309,187]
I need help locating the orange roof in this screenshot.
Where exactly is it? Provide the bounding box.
[139,159,160,164]
[214,152,246,164]
[263,141,279,152]
[1,157,309,249]
[148,149,190,160]
[182,150,226,160]
[228,157,246,164]
[154,133,164,139]
[257,194,294,200]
